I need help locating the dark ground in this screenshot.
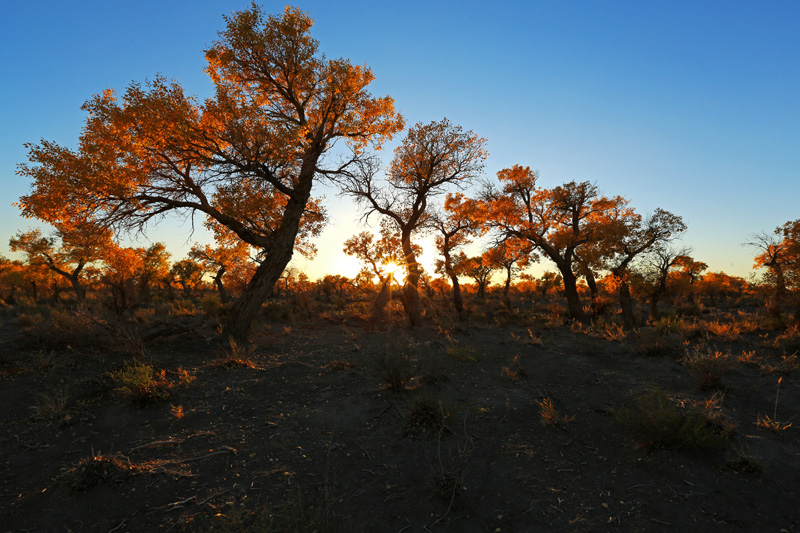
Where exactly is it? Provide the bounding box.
[0,303,798,532]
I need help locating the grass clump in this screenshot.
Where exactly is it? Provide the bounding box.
[214,338,257,369]
[614,388,734,456]
[445,343,478,363]
[406,394,452,435]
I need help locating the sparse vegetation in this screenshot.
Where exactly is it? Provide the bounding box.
[614,388,734,456]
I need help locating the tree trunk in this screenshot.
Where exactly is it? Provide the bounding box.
[371,276,392,322]
[222,151,319,343]
[559,268,586,321]
[224,244,293,342]
[613,270,636,329]
[449,274,465,319]
[400,233,422,326]
[214,266,229,304]
[69,275,86,302]
[584,270,599,317]
[503,266,512,309]
[649,296,660,321]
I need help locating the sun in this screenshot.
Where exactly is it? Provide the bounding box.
[381,260,405,283]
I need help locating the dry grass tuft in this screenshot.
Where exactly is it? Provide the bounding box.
[537,397,573,427]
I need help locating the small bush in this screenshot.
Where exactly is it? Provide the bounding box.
[111,361,171,405]
[613,388,734,456]
[200,294,223,322]
[263,301,293,321]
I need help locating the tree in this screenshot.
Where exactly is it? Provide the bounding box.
[138,242,171,300]
[171,257,206,296]
[101,244,145,314]
[9,223,111,301]
[189,241,252,303]
[483,166,619,320]
[483,237,536,307]
[673,254,708,304]
[638,245,690,320]
[342,222,418,322]
[344,118,487,325]
[463,255,496,299]
[16,6,403,342]
[601,208,686,329]
[430,193,485,319]
[748,220,800,320]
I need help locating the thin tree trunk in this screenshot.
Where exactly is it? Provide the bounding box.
[584,270,599,317]
[214,266,229,304]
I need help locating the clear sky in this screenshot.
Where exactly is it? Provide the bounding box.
[2,1,798,281]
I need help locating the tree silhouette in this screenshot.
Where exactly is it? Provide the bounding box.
[343,119,487,325]
[9,222,111,302]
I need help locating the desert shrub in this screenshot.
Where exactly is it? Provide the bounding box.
[18,307,111,352]
[773,326,800,355]
[111,361,181,405]
[165,299,197,317]
[501,355,527,381]
[760,353,798,375]
[677,303,703,317]
[628,327,683,358]
[327,360,358,371]
[406,394,452,435]
[200,294,223,322]
[31,389,72,425]
[132,307,157,324]
[263,301,293,321]
[700,320,742,342]
[613,388,734,456]
[680,346,735,390]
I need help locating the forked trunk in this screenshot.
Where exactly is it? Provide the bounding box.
[214,266,228,304]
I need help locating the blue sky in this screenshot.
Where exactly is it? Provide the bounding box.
[2,1,798,280]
